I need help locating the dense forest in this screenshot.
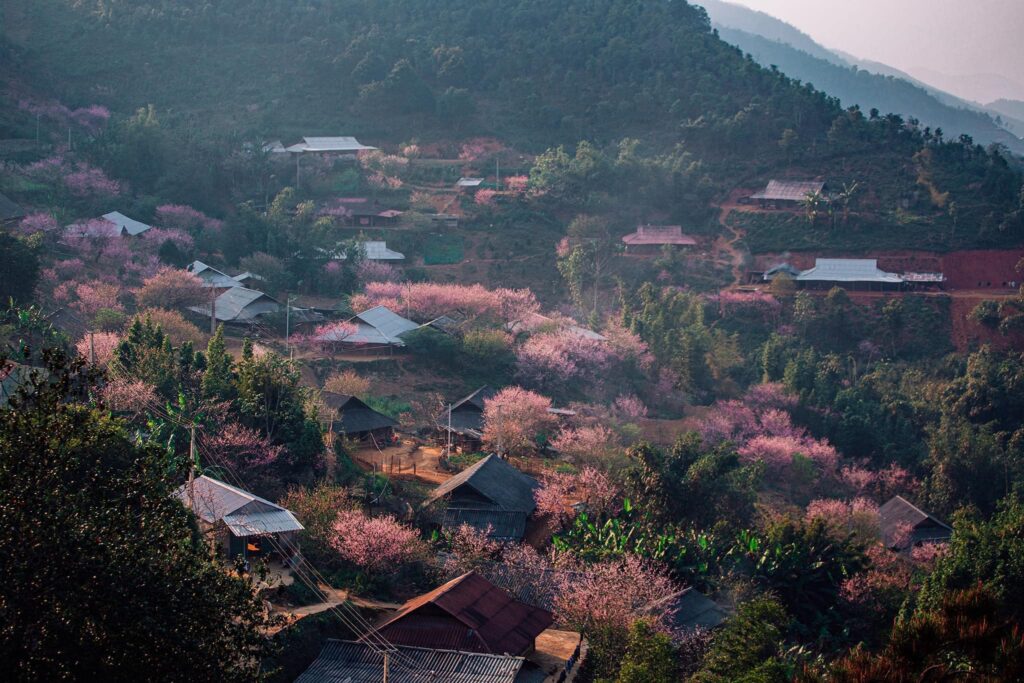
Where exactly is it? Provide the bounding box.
[2,1,1024,681]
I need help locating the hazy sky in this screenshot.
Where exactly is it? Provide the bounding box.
[722,0,1024,102]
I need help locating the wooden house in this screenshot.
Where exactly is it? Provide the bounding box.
[324,392,398,443]
[749,179,826,209]
[426,454,538,541]
[438,386,496,453]
[879,495,952,552]
[621,225,697,253]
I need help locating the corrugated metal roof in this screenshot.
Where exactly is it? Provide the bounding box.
[666,588,730,631]
[296,640,524,683]
[174,476,303,537]
[192,287,280,322]
[288,136,377,153]
[363,241,405,260]
[797,259,903,283]
[901,271,946,282]
[428,455,538,514]
[102,211,151,236]
[750,179,825,201]
[376,572,554,656]
[457,177,485,187]
[187,260,240,288]
[622,225,697,246]
[354,305,419,343]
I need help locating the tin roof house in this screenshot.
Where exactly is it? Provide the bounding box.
[174,475,303,560]
[284,136,377,154]
[750,179,827,206]
[426,454,538,541]
[621,225,697,250]
[374,572,554,656]
[190,287,281,323]
[796,258,904,289]
[187,260,241,289]
[318,306,419,349]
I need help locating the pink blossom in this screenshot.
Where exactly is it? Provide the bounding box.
[352,282,539,324]
[516,330,614,388]
[840,544,913,617]
[356,260,400,284]
[613,394,648,419]
[505,175,529,192]
[63,162,121,198]
[71,280,124,318]
[738,434,838,477]
[441,523,500,576]
[806,497,880,541]
[205,422,285,472]
[482,386,556,455]
[330,510,427,572]
[910,542,947,567]
[551,554,681,635]
[17,212,58,235]
[549,425,619,462]
[134,267,206,309]
[76,331,120,365]
[100,378,157,414]
[535,466,620,526]
[155,204,221,233]
[474,189,497,207]
[601,318,654,369]
[140,227,194,251]
[743,383,797,412]
[714,290,781,322]
[840,463,919,500]
[555,237,572,258]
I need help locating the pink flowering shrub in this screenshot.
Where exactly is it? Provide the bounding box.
[551,554,680,634]
[840,544,913,621]
[329,510,427,573]
[305,321,359,347]
[910,542,947,567]
[64,163,121,198]
[482,386,556,454]
[76,331,120,366]
[549,425,619,463]
[713,290,781,323]
[351,281,539,323]
[17,213,58,235]
[613,394,648,420]
[805,497,880,541]
[601,318,654,369]
[739,434,839,478]
[19,98,110,134]
[355,260,400,284]
[474,189,497,207]
[516,330,614,388]
[71,280,124,318]
[134,267,206,309]
[535,467,620,527]
[441,523,500,576]
[155,204,222,233]
[100,378,157,414]
[840,463,919,501]
[205,422,285,473]
[505,175,529,192]
[140,228,194,252]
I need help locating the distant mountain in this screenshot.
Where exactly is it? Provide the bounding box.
[909,68,1024,107]
[987,100,1024,135]
[699,0,1024,153]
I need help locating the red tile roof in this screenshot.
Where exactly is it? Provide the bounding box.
[373,572,553,655]
[622,225,697,246]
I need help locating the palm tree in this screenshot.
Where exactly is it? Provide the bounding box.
[802,190,826,226]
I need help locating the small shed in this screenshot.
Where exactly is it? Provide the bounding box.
[295,640,527,683]
[174,475,303,560]
[879,495,952,552]
[323,392,398,442]
[427,454,538,541]
[668,588,731,632]
[762,262,802,281]
[621,225,697,251]
[0,191,26,225]
[187,260,240,289]
[190,287,281,323]
[321,305,419,349]
[375,572,554,655]
[101,211,152,236]
[231,271,265,288]
[750,179,826,208]
[456,177,485,191]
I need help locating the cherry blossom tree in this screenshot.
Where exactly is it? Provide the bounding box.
[549,425,619,463]
[505,175,529,192]
[840,463,919,501]
[351,282,539,323]
[515,330,614,389]
[482,386,556,455]
[135,267,206,309]
[323,369,370,397]
[535,466,621,527]
[805,497,880,542]
[70,280,124,318]
[613,394,648,420]
[551,554,680,635]
[76,331,120,366]
[205,422,285,473]
[300,321,360,352]
[329,510,427,573]
[155,204,222,233]
[16,213,58,236]
[355,260,400,284]
[440,523,500,577]
[100,378,158,414]
[474,189,497,207]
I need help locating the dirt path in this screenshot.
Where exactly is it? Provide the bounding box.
[712,189,758,287]
[352,440,453,485]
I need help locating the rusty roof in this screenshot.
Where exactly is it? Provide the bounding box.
[621,225,697,246]
[374,572,553,655]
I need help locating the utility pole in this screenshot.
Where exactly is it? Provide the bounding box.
[446,403,452,456]
[495,157,500,191]
[383,652,389,683]
[210,291,218,335]
[496,404,504,459]
[285,295,297,349]
[89,330,96,365]
[295,153,301,189]
[187,425,197,507]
